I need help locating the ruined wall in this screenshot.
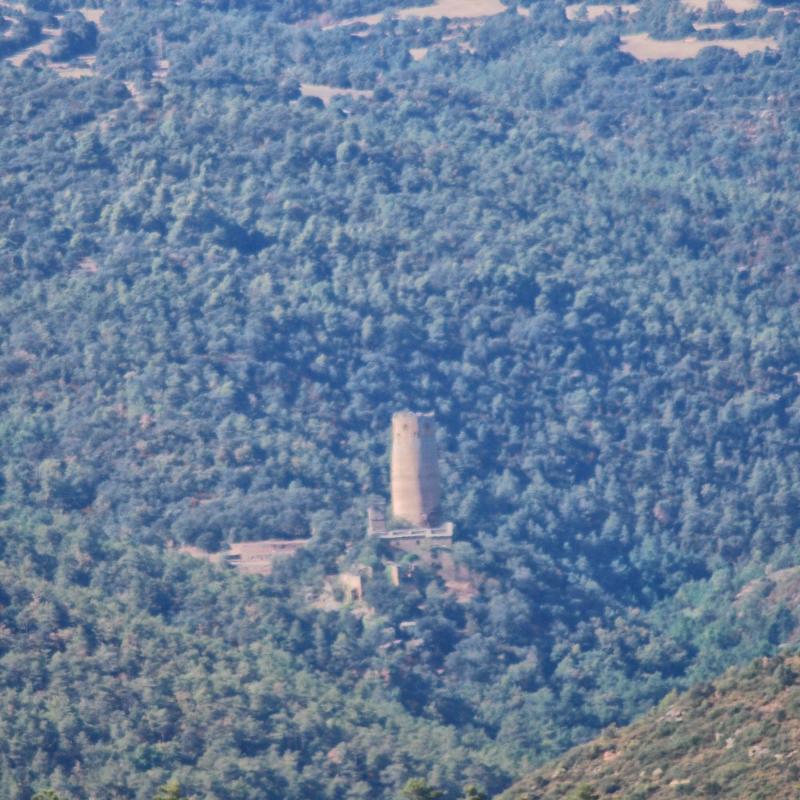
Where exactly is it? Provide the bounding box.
[367,505,387,535]
[223,540,307,575]
[179,540,307,576]
[390,410,441,527]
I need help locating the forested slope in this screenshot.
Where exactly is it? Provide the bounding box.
[499,653,800,800]
[2,0,800,796]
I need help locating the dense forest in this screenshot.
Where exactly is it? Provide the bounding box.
[2,0,800,796]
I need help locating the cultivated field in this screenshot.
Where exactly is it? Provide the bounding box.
[325,0,507,29]
[620,31,778,59]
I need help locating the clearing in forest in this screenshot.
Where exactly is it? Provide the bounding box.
[324,0,507,29]
[7,24,59,65]
[8,39,52,66]
[5,9,99,75]
[178,540,309,577]
[565,3,638,19]
[51,53,95,78]
[683,0,759,10]
[77,6,106,29]
[620,31,777,59]
[300,82,374,104]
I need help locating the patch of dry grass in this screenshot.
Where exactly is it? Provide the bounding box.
[300,82,374,105]
[8,37,54,66]
[325,0,507,29]
[6,11,100,76]
[51,53,95,78]
[77,7,106,28]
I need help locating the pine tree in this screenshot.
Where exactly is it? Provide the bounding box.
[400,778,445,800]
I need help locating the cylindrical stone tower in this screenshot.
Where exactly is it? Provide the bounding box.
[391,411,441,527]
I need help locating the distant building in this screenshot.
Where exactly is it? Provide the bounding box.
[390,410,441,527]
[363,412,474,599]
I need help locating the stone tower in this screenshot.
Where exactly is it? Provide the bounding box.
[390,410,441,527]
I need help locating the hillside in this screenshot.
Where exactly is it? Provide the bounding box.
[499,653,800,800]
[3,0,800,796]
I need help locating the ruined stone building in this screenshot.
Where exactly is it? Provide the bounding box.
[360,411,475,599]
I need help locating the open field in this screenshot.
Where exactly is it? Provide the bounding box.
[322,0,522,62]
[52,53,95,78]
[736,566,800,641]
[9,39,97,76]
[683,0,759,10]
[5,8,100,75]
[178,540,309,576]
[565,3,638,20]
[324,0,507,29]
[620,31,778,59]
[8,34,55,66]
[78,7,106,28]
[300,82,374,104]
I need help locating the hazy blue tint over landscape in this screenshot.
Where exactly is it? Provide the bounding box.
[2,0,800,796]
